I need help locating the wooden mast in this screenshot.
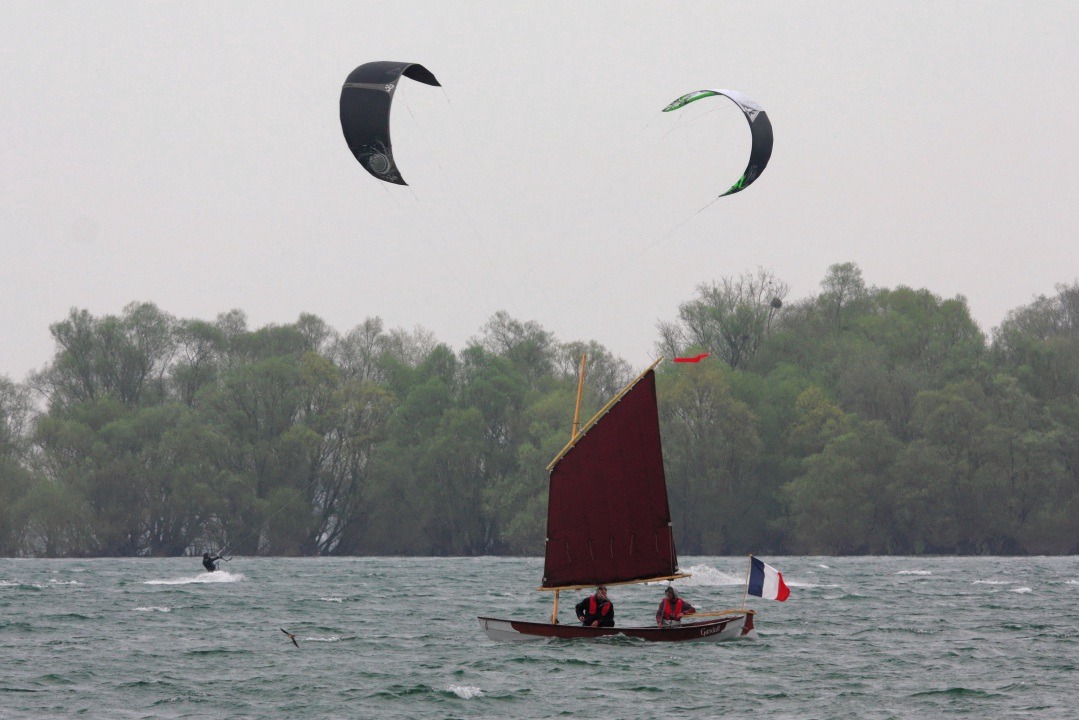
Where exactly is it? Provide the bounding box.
[741,554,752,610]
[552,354,588,624]
[570,354,587,441]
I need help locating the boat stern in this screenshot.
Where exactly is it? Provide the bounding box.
[739,611,759,640]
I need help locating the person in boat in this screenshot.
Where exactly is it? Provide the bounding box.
[202,552,224,572]
[575,585,615,627]
[656,586,696,628]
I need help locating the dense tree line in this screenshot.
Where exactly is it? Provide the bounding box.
[1,264,1076,557]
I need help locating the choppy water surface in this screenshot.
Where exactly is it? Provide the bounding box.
[1,556,1075,718]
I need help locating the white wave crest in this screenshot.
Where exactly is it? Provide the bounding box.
[48,579,80,585]
[143,571,245,585]
[786,581,839,589]
[319,597,343,603]
[135,606,171,612]
[896,570,932,575]
[448,685,483,699]
[304,635,340,642]
[973,580,1012,585]
[1,581,46,589]
[1010,587,1033,594]
[669,564,744,587]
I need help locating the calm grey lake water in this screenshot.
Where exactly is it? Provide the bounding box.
[1,556,1076,719]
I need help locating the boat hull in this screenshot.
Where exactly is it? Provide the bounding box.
[477,613,757,643]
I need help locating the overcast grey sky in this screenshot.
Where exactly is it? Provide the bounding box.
[2,1,1076,380]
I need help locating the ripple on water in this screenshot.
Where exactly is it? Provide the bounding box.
[368,683,436,699]
[42,613,95,621]
[32,674,77,686]
[184,648,254,657]
[911,687,1002,699]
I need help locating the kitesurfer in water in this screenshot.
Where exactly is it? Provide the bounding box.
[656,586,695,628]
[202,552,224,572]
[575,585,615,627]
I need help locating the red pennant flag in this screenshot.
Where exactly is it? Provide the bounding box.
[673,353,710,363]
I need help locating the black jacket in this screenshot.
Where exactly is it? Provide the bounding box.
[575,594,614,627]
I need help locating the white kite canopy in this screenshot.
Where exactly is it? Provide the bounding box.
[662,88,773,197]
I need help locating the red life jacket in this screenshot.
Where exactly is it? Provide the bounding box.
[660,597,684,620]
[589,595,611,617]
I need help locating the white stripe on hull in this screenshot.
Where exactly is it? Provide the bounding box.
[478,617,548,642]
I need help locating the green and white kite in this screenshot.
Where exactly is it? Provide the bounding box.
[663,89,773,197]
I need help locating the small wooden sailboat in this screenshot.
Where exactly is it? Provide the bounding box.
[478,357,758,642]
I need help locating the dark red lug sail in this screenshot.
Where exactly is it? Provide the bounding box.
[543,369,678,588]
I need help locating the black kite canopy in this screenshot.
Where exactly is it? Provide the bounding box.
[339,61,441,185]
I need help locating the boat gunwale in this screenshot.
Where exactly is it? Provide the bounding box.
[477,613,756,642]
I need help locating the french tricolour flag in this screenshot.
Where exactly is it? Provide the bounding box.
[748,556,790,601]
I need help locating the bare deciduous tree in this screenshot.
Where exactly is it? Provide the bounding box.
[657,267,788,369]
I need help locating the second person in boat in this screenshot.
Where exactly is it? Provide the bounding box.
[576,585,615,627]
[656,586,696,628]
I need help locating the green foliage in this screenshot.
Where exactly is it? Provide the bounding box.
[0,455,34,554]
[1,266,1076,557]
[658,362,763,553]
[784,420,899,554]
